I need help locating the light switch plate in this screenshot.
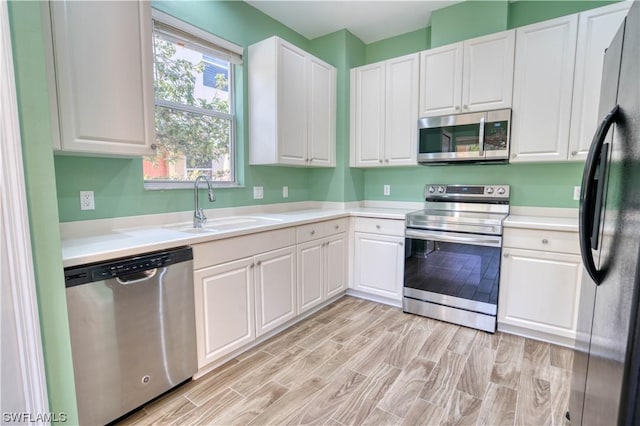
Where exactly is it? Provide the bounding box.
[282,186,288,198]
[80,191,95,210]
[383,185,391,196]
[573,186,581,201]
[253,186,264,199]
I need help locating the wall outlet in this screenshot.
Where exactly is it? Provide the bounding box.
[383,185,391,196]
[573,186,581,201]
[282,186,289,198]
[253,186,264,199]
[80,191,95,210]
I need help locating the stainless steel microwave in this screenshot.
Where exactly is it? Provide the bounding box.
[417,109,511,164]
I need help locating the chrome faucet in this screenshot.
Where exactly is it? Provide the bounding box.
[193,174,216,228]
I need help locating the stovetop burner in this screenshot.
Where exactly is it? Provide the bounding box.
[406,184,510,235]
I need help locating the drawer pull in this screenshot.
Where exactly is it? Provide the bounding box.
[503,253,509,258]
[335,225,340,230]
[542,239,549,244]
[376,224,381,229]
[398,242,404,246]
[310,230,316,235]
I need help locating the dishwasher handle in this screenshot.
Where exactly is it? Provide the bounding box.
[116,268,158,285]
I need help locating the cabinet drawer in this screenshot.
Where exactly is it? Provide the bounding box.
[353,217,405,236]
[324,218,348,236]
[503,227,579,254]
[193,227,296,269]
[296,222,325,243]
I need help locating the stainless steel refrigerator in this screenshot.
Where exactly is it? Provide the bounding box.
[569,1,640,424]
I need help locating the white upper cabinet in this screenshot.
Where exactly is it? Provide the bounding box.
[569,2,631,161]
[350,53,419,167]
[249,36,336,167]
[510,14,578,162]
[45,1,156,156]
[419,30,515,117]
[419,43,463,117]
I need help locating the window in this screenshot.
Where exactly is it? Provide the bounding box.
[144,11,243,187]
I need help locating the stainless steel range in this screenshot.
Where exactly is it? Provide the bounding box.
[403,184,510,332]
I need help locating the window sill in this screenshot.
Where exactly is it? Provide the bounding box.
[144,180,243,190]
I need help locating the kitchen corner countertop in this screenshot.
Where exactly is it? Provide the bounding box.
[61,207,412,268]
[504,214,578,233]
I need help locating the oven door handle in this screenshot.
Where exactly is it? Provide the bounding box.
[405,229,502,248]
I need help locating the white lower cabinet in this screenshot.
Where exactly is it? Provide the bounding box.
[498,227,582,346]
[192,218,348,371]
[297,240,325,313]
[297,219,348,314]
[194,257,255,368]
[351,217,405,304]
[254,247,297,337]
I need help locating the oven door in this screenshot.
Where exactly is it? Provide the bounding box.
[403,228,502,331]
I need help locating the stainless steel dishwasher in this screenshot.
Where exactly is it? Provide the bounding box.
[64,246,197,425]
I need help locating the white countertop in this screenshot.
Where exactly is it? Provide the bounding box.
[504,215,578,232]
[61,207,411,268]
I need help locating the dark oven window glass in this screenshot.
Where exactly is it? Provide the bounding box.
[404,239,501,305]
[419,124,480,155]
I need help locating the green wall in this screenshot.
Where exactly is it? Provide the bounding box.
[366,27,431,63]
[431,0,509,47]
[8,2,79,423]
[508,0,619,28]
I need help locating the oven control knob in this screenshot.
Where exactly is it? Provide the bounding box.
[497,187,506,195]
[428,186,436,194]
[438,186,445,193]
[486,187,494,194]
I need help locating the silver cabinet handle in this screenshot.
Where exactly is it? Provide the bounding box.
[463,105,468,110]
[376,224,381,229]
[542,239,549,244]
[571,151,578,156]
[310,230,316,235]
[379,159,383,163]
[334,225,340,230]
[455,106,460,111]
[256,260,262,266]
[511,153,517,159]
[398,242,404,246]
[385,159,389,163]
[503,253,509,258]
[309,158,314,162]
[150,143,157,150]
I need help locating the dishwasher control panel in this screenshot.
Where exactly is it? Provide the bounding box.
[64,247,193,287]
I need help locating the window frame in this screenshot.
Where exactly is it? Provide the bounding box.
[144,9,243,190]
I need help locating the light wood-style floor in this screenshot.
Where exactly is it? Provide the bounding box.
[119,296,573,426]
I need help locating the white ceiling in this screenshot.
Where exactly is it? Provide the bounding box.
[245,1,464,44]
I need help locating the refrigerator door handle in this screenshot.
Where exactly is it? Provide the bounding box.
[579,104,619,285]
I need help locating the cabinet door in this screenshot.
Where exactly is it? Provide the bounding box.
[419,43,463,117]
[511,15,578,162]
[498,248,582,341]
[277,41,308,165]
[350,63,385,167]
[307,57,336,167]
[325,233,347,299]
[297,240,325,313]
[385,53,419,166]
[194,257,255,368]
[254,246,297,337]
[462,30,515,113]
[49,1,155,156]
[569,2,630,161]
[353,232,404,301]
